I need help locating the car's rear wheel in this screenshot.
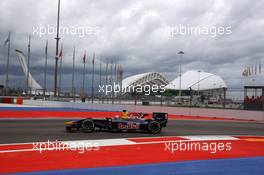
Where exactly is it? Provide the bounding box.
[82,119,95,133]
[66,126,73,132]
[148,121,161,134]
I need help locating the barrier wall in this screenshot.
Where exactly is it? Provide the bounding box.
[23,100,122,111]
[123,105,264,121]
[0,96,23,105]
[23,100,264,121]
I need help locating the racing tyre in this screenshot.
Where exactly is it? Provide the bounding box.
[82,119,95,133]
[66,126,73,132]
[148,121,161,134]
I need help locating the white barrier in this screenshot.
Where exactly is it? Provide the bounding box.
[23,100,264,121]
[23,100,123,111]
[122,105,264,121]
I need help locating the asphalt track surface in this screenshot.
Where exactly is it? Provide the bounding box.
[0,119,263,144]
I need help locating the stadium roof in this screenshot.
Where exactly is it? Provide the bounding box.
[122,72,169,89]
[165,70,227,91]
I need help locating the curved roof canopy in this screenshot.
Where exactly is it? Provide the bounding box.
[165,70,227,91]
[122,72,169,89]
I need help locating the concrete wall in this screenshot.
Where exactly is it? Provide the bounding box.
[123,105,264,121]
[24,100,122,111]
[24,100,264,121]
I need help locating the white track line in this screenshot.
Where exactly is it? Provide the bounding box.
[181,135,239,141]
[0,135,241,146]
[0,135,245,154]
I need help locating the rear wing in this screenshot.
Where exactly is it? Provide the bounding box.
[153,112,168,121]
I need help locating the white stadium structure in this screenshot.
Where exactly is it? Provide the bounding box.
[121,70,227,95]
[122,70,227,98]
[121,72,170,91]
[165,70,227,91]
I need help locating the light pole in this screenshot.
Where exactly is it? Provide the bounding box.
[91,52,95,103]
[44,40,48,98]
[27,36,31,95]
[58,44,63,97]
[198,70,201,96]
[54,0,61,97]
[99,56,103,103]
[178,51,184,103]
[72,47,76,101]
[198,70,201,105]
[82,50,86,96]
[4,32,11,96]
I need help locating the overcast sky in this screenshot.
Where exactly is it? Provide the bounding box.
[0,0,264,92]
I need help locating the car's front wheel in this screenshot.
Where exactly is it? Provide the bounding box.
[148,121,161,134]
[82,119,95,133]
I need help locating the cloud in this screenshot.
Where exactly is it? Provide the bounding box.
[0,0,264,92]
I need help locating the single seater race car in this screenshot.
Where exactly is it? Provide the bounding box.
[65,112,168,134]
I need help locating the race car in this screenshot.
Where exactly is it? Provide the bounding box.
[65,112,168,134]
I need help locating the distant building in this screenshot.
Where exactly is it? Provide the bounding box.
[244,86,264,111]
[165,70,227,91]
[121,72,170,93]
